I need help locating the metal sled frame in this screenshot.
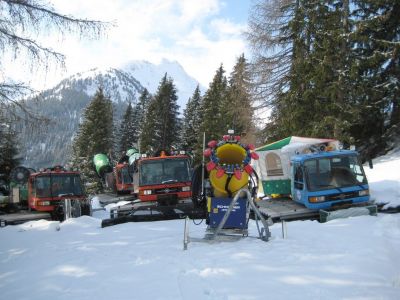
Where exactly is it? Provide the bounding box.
[183,189,271,250]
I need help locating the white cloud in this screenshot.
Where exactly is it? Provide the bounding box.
[210,18,247,36]
[178,0,221,24]
[4,0,250,90]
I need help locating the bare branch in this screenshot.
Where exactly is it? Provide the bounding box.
[246,0,296,108]
[0,0,109,123]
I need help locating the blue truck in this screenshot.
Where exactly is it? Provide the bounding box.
[254,136,375,222]
[290,150,369,210]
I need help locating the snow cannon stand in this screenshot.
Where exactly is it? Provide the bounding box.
[184,131,271,249]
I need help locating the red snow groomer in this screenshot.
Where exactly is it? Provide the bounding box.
[28,166,90,215]
[101,149,206,227]
[0,166,90,226]
[135,150,192,204]
[94,152,135,195]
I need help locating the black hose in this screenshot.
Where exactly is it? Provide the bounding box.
[192,218,204,225]
[250,170,260,198]
[191,165,207,208]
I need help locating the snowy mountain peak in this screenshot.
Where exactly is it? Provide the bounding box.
[51,59,201,108]
[118,59,201,106]
[51,67,143,104]
[20,59,203,168]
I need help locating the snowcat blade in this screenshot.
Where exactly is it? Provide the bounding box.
[319,205,377,223]
[101,208,206,228]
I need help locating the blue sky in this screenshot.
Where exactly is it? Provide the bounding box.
[220,0,251,23]
[4,0,253,90]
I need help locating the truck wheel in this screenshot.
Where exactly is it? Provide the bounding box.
[52,204,65,221]
[81,203,92,216]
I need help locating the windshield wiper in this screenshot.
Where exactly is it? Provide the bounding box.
[162,179,178,184]
[58,193,75,197]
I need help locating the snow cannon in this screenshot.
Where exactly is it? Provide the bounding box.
[126,148,141,166]
[184,131,270,246]
[9,166,35,202]
[93,154,112,178]
[10,166,32,185]
[204,133,259,198]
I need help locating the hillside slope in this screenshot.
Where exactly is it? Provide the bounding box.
[17,60,201,168]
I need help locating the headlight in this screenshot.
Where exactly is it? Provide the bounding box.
[38,200,51,206]
[359,189,369,196]
[143,190,152,195]
[309,196,325,203]
[182,186,191,192]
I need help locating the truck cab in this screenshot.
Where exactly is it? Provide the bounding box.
[114,163,134,194]
[291,150,370,209]
[0,166,90,225]
[28,168,87,212]
[134,153,192,206]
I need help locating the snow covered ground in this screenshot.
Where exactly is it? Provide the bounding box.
[1,151,400,300]
[365,148,400,209]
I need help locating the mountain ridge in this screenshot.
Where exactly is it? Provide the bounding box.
[18,59,202,169]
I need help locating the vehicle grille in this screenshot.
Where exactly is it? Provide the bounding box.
[326,191,359,201]
[154,187,180,194]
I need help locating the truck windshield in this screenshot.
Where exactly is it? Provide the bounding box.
[304,155,367,191]
[34,174,84,198]
[119,166,132,184]
[139,158,191,186]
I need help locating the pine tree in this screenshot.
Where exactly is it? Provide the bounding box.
[247,0,399,159]
[139,74,180,153]
[0,121,20,183]
[70,87,114,194]
[154,74,180,151]
[351,0,400,158]
[283,1,355,141]
[225,54,256,143]
[139,97,158,154]
[181,85,203,161]
[119,102,136,153]
[200,65,228,141]
[135,88,151,148]
[248,1,358,145]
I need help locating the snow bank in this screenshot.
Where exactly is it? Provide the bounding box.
[1,214,399,299]
[365,148,400,209]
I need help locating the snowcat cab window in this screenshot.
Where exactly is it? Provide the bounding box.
[293,163,304,190]
[265,153,283,176]
[35,176,51,198]
[348,156,368,184]
[34,174,84,198]
[305,155,367,191]
[305,158,332,191]
[120,166,132,184]
[139,158,191,186]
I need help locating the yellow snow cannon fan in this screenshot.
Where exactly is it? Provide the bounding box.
[203,134,259,198]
